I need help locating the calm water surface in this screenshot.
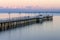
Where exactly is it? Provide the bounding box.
[0,13,60,40]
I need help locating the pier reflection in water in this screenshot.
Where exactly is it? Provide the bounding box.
[0,21,53,40]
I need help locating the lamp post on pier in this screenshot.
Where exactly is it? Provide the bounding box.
[8,12,11,28]
[9,12,10,22]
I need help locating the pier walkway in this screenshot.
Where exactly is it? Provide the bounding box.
[0,14,53,31]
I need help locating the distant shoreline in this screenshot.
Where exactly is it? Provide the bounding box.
[0,12,60,13]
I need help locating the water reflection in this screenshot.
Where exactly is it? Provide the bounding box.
[0,16,60,40]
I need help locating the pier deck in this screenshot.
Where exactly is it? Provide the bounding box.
[0,14,53,31]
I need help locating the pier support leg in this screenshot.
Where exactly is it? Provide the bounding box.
[0,23,2,31]
[36,18,40,23]
[1,23,5,31]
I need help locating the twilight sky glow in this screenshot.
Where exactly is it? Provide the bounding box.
[0,0,60,9]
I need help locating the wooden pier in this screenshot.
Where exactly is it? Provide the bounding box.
[0,14,53,31]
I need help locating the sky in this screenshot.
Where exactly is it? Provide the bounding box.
[0,0,60,9]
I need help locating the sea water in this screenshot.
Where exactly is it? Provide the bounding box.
[0,13,60,40]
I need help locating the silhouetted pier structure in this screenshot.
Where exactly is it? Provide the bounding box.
[0,14,53,31]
